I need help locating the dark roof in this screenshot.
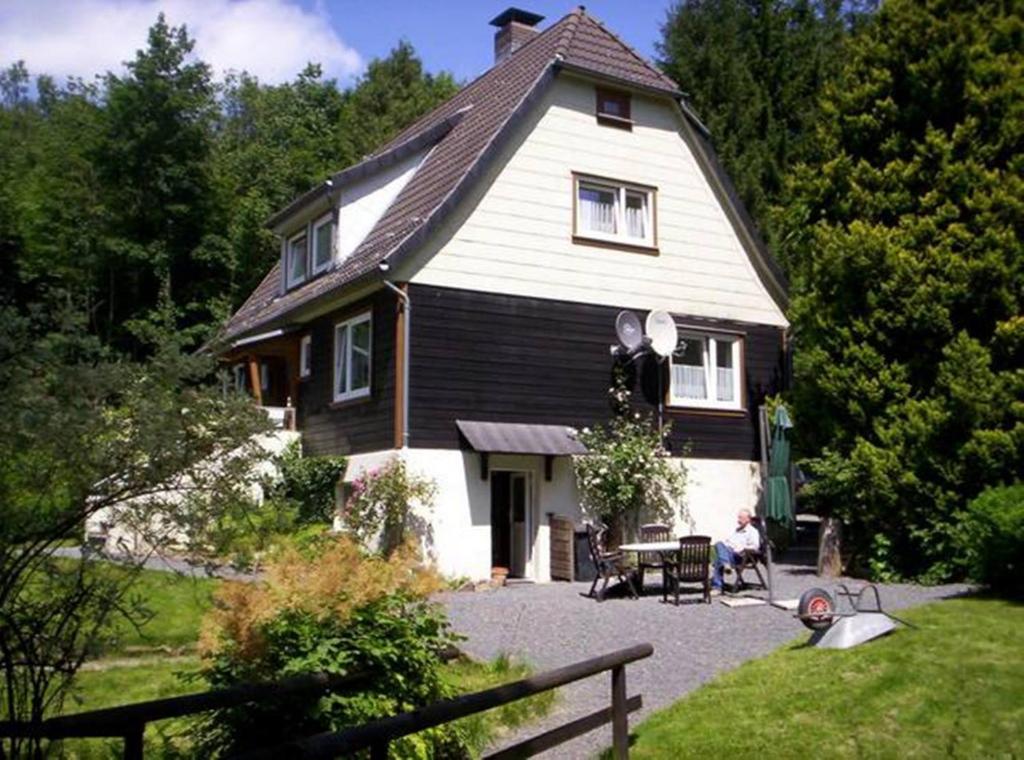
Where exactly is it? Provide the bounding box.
[220,7,780,342]
[457,420,587,456]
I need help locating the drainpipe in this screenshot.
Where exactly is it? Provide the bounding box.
[379,261,410,449]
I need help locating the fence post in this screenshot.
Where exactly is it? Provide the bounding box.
[611,664,627,760]
[123,724,144,760]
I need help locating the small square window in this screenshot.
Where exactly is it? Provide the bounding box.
[299,335,312,378]
[669,333,742,410]
[574,175,655,247]
[596,88,631,128]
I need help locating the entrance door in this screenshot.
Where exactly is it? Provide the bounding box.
[490,472,531,578]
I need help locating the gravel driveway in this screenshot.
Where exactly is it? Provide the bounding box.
[440,563,970,759]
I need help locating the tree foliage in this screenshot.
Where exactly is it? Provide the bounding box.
[0,22,456,352]
[776,0,1024,580]
[0,295,270,753]
[658,0,875,234]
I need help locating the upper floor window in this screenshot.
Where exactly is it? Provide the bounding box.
[333,312,371,402]
[596,88,632,129]
[312,214,333,275]
[574,175,655,248]
[299,335,312,378]
[287,231,308,288]
[669,333,742,410]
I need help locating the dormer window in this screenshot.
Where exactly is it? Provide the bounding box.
[596,88,632,129]
[312,214,333,275]
[286,231,308,288]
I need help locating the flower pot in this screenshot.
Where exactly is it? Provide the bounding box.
[491,566,509,586]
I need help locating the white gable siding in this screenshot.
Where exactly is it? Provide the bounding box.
[336,147,428,264]
[408,76,787,327]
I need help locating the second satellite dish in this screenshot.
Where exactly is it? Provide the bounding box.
[645,310,678,358]
[615,310,644,352]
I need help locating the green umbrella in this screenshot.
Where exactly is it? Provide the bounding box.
[765,406,794,525]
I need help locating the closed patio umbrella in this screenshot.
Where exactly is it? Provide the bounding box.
[765,405,794,526]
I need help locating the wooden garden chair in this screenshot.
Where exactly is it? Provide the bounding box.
[734,517,769,590]
[636,522,671,592]
[662,535,712,605]
[585,522,638,602]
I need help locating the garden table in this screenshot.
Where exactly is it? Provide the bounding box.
[617,541,681,594]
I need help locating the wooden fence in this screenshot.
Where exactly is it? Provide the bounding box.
[0,643,654,759]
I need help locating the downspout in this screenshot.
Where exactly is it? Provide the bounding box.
[379,262,410,450]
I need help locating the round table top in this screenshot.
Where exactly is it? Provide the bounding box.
[617,541,680,552]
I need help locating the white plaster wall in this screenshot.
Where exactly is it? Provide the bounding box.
[341,448,762,583]
[335,148,428,264]
[406,77,787,328]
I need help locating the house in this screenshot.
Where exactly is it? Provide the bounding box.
[218,7,790,583]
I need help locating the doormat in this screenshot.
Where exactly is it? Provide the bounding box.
[720,597,767,608]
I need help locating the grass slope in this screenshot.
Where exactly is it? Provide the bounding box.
[626,597,1024,759]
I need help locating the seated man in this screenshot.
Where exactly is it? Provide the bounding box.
[711,509,760,593]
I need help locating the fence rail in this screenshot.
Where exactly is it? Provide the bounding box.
[233,642,654,760]
[2,643,654,760]
[0,670,367,759]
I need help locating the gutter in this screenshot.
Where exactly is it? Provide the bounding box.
[379,267,410,450]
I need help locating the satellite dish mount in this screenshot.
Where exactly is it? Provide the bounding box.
[612,309,679,439]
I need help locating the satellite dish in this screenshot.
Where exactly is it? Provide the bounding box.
[615,311,644,352]
[645,310,678,358]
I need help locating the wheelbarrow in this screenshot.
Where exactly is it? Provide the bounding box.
[796,584,916,649]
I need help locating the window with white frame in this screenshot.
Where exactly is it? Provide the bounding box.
[575,176,654,247]
[669,333,742,409]
[333,312,371,402]
[299,335,312,378]
[312,214,333,275]
[286,231,308,288]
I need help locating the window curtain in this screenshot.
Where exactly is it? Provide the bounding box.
[716,367,734,401]
[625,193,646,238]
[579,186,616,233]
[334,325,348,396]
[672,364,707,399]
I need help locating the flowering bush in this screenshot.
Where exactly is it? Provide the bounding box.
[196,535,464,757]
[573,371,687,543]
[342,456,437,556]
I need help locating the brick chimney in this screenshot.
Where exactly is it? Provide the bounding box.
[489,8,545,63]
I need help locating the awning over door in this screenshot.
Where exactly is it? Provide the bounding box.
[456,420,587,456]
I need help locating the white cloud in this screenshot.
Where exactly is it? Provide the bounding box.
[0,0,364,84]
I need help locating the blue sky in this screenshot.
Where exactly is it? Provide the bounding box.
[334,1,675,82]
[0,0,676,86]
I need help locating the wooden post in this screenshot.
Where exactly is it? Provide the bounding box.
[247,355,263,407]
[610,664,628,760]
[818,516,842,577]
[123,724,144,760]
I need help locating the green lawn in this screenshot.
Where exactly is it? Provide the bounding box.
[107,568,220,651]
[624,597,1024,759]
[61,566,552,757]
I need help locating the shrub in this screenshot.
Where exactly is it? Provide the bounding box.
[342,456,436,556]
[269,441,346,525]
[955,484,1024,592]
[573,370,687,542]
[195,535,465,757]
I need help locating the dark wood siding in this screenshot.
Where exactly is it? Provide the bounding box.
[297,290,396,456]
[408,284,786,460]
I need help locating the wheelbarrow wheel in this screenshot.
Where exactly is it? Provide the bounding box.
[798,587,835,631]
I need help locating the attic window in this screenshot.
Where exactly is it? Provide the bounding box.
[596,88,632,129]
[286,232,308,288]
